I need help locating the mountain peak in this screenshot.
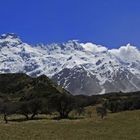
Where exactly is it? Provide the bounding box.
[61,40,84,51]
[126,43,131,47]
[0,33,22,46]
[0,33,19,39]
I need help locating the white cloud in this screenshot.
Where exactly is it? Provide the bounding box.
[109,44,140,62]
[80,43,108,53]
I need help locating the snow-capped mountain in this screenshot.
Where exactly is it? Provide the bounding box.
[0,33,140,95]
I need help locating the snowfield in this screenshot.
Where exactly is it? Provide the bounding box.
[0,33,140,95]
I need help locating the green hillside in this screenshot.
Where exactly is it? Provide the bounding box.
[0,73,69,100]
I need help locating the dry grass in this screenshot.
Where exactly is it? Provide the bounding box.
[0,108,140,140]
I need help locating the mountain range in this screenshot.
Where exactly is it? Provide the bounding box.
[0,33,140,95]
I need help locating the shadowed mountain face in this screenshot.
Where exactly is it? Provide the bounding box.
[0,33,140,95]
[0,73,69,99]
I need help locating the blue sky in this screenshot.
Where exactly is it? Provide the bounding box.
[0,0,140,48]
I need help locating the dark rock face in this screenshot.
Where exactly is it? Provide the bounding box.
[52,67,102,95]
[52,67,140,95]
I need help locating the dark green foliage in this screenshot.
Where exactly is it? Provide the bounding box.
[103,97,140,113]
[0,73,69,100]
[18,99,42,120]
[0,73,32,96]
[74,95,98,107]
[48,94,76,118]
[29,99,42,119]
[18,101,30,120]
[0,101,18,123]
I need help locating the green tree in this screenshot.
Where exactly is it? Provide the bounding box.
[0,102,18,123]
[49,94,76,119]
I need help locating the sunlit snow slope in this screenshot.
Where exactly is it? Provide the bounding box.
[0,33,140,95]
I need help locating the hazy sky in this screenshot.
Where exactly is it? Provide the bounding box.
[0,0,140,48]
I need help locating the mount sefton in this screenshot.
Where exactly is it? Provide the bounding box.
[0,33,140,95]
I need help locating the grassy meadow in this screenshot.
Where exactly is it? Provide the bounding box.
[0,107,140,140]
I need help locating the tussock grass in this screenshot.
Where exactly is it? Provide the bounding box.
[0,108,140,140]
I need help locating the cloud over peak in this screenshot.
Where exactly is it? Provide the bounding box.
[109,44,140,62]
[80,42,108,53]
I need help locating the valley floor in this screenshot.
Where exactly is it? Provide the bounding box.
[0,110,140,140]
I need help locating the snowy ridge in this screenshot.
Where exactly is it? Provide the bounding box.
[0,33,140,95]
